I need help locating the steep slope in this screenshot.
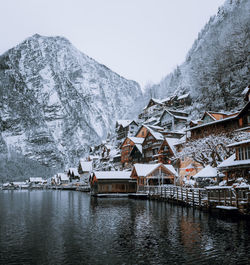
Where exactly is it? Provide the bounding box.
[147,0,249,117]
[0,34,142,169]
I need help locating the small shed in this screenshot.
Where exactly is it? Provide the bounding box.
[193,165,224,187]
[90,171,137,195]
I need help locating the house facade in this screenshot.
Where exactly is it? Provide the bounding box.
[218,140,250,184]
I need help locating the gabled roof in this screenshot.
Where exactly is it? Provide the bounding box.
[163,165,178,176]
[187,102,250,132]
[133,163,162,177]
[116,120,137,128]
[79,161,93,172]
[193,165,223,178]
[129,144,143,156]
[133,163,178,177]
[143,98,163,110]
[93,171,131,180]
[134,124,164,138]
[57,173,69,181]
[146,126,164,140]
[218,154,250,169]
[128,137,145,144]
[68,168,79,176]
[164,137,178,156]
[177,93,189,100]
[159,110,188,122]
[121,136,145,147]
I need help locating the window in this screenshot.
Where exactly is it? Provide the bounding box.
[142,131,144,136]
[247,116,250,124]
[238,147,243,160]
[245,146,250,160]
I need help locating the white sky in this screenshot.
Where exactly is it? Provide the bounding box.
[0,0,225,87]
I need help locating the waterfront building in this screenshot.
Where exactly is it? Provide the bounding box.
[90,171,137,195]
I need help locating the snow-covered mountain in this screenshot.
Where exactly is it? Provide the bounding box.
[0,34,142,169]
[146,0,249,117]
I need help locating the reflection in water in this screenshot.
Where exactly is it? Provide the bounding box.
[0,190,249,265]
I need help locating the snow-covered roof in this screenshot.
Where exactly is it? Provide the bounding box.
[227,139,250,147]
[160,110,188,121]
[116,120,135,128]
[94,171,131,180]
[80,161,93,172]
[133,163,162,177]
[128,137,145,145]
[135,144,143,154]
[218,154,250,169]
[193,165,224,178]
[177,93,189,100]
[29,177,44,182]
[133,163,177,177]
[146,126,164,140]
[68,168,79,176]
[161,97,171,103]
[58,173,69,181]
[163,165,178,176]
[186,114,238,131]
[165,137,178,156]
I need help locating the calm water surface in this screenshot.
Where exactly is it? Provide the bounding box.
[0,190,249,265]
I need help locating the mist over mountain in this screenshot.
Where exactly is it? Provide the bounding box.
[146,0,249,117]
[0,34,142,178]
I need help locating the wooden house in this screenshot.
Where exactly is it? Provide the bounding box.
[135,124,164,138]
[218,139,250,184]
[121,137,144,166]
[139,98,164,121]
[187,102,250,140]
[129,144,143,163]
[157,137,178,164]
[131,163,178,189]
[142,127,164,163]
[175,93,191,107]
[158,109,188,131]
[78,160,93,184]
[90,171,137,195]
[115,120,138,141]
[67,168,80,181]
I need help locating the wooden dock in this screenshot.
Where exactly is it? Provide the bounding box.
[136,185,250,215]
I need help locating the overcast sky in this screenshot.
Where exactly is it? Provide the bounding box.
[0,0,225,87]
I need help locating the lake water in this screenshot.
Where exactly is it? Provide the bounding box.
[0,190,249,265]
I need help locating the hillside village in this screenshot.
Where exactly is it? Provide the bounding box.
[2,87,249,196]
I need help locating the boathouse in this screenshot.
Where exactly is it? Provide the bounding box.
[131,163,178,190]
[90,171,137,195]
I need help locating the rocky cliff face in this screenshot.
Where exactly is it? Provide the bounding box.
[146,0,249,117]
[0,34,142,168]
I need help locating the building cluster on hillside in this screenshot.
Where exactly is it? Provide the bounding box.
[85,87,250,194]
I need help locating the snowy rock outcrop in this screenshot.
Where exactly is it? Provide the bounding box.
[0,34,142,168]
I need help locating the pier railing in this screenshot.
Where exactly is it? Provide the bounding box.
[206,186,250,208]
[138,185,250,211]
[138,185,206,207]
